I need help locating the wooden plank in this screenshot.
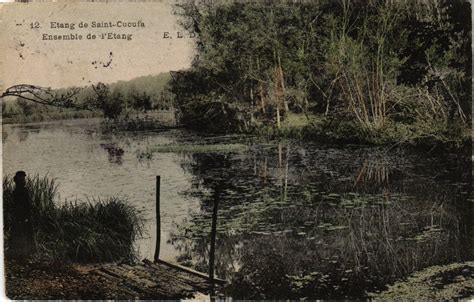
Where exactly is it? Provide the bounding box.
[141,262,207,284]
[93,270,141,298]
[91,261,223,299]
[120,264,180,287]
[121,278,171,299]
[101,264,200,299]
[102,264,134,276]
[102,266,158,288]
[130,264,204,293]
[97,268,147,296]
[94,268,125,283]
[100,266,134,280]
[142,263,211,291]
[144,259,227,285]
[100,267,174,298]
[133,268,196,295]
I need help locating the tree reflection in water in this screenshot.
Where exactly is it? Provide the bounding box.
[167,143,471,299]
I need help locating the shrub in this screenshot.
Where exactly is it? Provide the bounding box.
[3,175,144,263]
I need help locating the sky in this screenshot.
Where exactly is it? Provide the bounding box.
[0,1,195,90]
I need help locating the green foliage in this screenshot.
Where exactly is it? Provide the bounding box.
[3,175,144,263]
[170,0,470,146]
[39,198,144,262]
[266,112,470,148]
[371,262,474,301]
[227,244,293,300]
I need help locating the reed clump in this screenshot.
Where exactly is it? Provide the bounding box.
[3,174,144,263]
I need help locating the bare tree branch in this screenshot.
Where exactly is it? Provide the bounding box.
[1,84,94,111]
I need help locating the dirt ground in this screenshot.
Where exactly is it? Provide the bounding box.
[4,258,138,300]
[6,257,473,300]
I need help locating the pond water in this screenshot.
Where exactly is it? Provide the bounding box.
[2,119,472,299]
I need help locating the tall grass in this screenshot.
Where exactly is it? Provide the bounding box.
[3,174,57,213]
[3,175,144,263]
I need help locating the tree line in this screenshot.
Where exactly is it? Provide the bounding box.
[2,73,175,122]
[169,0,471,143]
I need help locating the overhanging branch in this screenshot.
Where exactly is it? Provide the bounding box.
[1,84,94,111]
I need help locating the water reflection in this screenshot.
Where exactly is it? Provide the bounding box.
[169,143,471,299]
[100,143,125,165]
[2,120,471,299]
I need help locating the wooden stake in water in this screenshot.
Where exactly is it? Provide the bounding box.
[154,175,161,262]
[209,190,219,282]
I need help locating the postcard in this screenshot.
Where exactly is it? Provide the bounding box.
[1,0,472,300]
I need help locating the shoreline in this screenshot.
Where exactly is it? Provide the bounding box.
[3,115,471,152]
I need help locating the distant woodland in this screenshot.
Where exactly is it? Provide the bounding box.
[2,73,173,123]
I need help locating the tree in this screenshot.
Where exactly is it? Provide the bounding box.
[1,84,90,111]
[86,83,124,120]
[130,90,152,117]
[171,0,470,136]
[16,98,34,116]
[396,0,471,124]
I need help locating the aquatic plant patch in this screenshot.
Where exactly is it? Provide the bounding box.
[149,143,248,154]
[371,262,474,301]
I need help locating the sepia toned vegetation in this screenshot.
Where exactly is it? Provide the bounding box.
[2,73,173,124]
[170,0,471,147]
[3,174,144,262]
[1,1,471,299]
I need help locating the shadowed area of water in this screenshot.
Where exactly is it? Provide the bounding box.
[2,119,472,299]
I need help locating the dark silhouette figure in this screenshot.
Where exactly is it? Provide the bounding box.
[9,171,36,260]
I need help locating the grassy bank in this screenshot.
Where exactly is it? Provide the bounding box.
[3,174,144,262]
[370,261,474,301]
[258,113,470,150]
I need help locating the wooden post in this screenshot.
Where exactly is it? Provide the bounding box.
[154,176,161,262]
[209,190,219,282]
